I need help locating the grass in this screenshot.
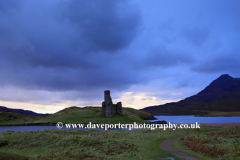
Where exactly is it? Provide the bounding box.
[1,106,238,159]
[0,106,155,125]
[0,127,225,160]
[172,126,240,160]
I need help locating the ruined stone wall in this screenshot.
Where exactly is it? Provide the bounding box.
[102,90,122,118]
[102,102,105,116]
[112,104,117,116]
[104,90,113,118]
[116,102,122,115]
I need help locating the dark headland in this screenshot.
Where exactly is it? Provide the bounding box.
[0,106,50,116]
[141,74,240,116]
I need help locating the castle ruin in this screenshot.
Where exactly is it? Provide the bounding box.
[102,90,122,118]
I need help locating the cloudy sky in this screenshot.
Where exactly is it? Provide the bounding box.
[0,0,240,113]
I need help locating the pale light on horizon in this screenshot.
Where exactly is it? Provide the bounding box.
[0,91,179,114]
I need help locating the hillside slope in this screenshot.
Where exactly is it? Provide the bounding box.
[0,106,50,116]
[141,74,240,116]
[0,106,156,125]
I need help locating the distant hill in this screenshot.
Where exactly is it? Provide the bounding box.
[0,106,50,116]
[141,74,240,116]
[0,106,156,125]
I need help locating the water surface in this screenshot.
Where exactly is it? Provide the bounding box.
[1,116,239,132]
[152,115,240,124]
[0,126,135,132]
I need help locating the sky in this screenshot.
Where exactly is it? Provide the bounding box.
[0,0,240,113]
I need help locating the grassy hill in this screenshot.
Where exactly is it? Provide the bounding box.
[0,106,156,125]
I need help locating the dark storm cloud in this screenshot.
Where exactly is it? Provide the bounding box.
[144,46,194,68]
[192,52,240,74]
[0,0,141,67]
[182,27,210,46]
[0,0,20,12]
[62,0,141,52]
[1,0,240,107]
[0,0,143,94]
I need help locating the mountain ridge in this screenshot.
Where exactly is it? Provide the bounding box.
[0,106,50,116]
[141,74,240,115]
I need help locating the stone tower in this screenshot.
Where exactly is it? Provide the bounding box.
[104,90,113,118]
[102,90,122,118]
[116,102,122,115]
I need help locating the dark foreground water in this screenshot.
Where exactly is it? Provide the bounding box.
[152,115,240,124]
[0,116,240,132]
[0,125,135,132]
[0,126,60,132]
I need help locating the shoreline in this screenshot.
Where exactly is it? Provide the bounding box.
[0,122,240,127]
[153,115,240,117]
[172,122,240,128]
[0,123,56,126]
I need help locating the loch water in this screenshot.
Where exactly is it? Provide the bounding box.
[152,115,240,124]
[0,116,240,132]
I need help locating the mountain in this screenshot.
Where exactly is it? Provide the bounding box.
[141,74,240,115]
[0,106,50,116]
